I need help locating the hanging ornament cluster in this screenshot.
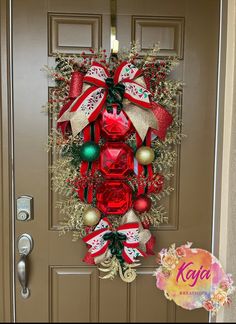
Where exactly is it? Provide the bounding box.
[45,44,183,282]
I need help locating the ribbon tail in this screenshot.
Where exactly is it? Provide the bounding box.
[94,249,112,264]
[145,235,156,255]
[57,109,89,137]
[151,102,173,140]
[120,209,153,254]
[83,249,112,265]
[124,102,173,141]
[83,251,96,265]
[57,71,85,135]
[57,99,74,135]
[122,246,146,264]
[124,103,158,141]
[70,110,90,137]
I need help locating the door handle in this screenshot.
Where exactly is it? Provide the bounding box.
[17,234,34,298]
[17,254,29,298]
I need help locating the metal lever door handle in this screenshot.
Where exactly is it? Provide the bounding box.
[17,234,34,299]
[17,254,29,298]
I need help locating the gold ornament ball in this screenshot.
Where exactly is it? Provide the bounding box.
[83,207,101,226]
[135,146,155,165]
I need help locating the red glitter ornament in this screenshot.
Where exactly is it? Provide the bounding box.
[100,106,132,140]
[96,181,132,215]
[100,142,134,179]
[133,195,152,213]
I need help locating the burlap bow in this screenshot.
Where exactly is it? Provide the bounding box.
[57,62,173,141]
[83,209,155,265]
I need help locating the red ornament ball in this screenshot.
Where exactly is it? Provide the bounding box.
[100,105,132,140]
[133,195,152,213]
[96,180,132,215]
[99,142,134,179]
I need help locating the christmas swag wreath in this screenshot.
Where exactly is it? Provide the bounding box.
[45,44,183,282]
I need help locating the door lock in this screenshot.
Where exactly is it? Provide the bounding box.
[16,195,33,221]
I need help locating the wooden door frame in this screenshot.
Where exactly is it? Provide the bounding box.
[0,0,230,322]
[213,0,236,322]
[0,0,15,322]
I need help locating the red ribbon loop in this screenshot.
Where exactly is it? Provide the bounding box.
[69,71,84,99]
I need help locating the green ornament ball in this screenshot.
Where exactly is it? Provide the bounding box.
[79,141,100,162]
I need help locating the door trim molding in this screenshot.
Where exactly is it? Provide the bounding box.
[212,0,236,322]
[211,0,229,264]
[210,1,227,320]
[211,0,228,260]
[0,0,15,322]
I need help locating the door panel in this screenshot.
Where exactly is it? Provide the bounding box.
[13,0,220,322]
[50,267,99,322]
[130,268,172,322]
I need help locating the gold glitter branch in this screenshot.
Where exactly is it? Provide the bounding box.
[58,197,88,241]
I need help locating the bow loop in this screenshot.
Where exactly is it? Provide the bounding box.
[113,61,142,84]
[57,61,153,137]
[83,62,109,87]
[83,210,155,265]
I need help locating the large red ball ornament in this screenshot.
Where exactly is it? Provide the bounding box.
[100,106,132,140]
[96,181,132,215]
[133,195,152,213]
[100,142,134,179]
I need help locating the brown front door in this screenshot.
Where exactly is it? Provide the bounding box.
[13,0,220,322]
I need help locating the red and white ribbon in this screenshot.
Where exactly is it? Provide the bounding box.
[57,62,153,138]
[57,62,173,141]
[83,209,155,265]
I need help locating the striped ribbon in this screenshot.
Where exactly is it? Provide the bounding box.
[77,120,100,203]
